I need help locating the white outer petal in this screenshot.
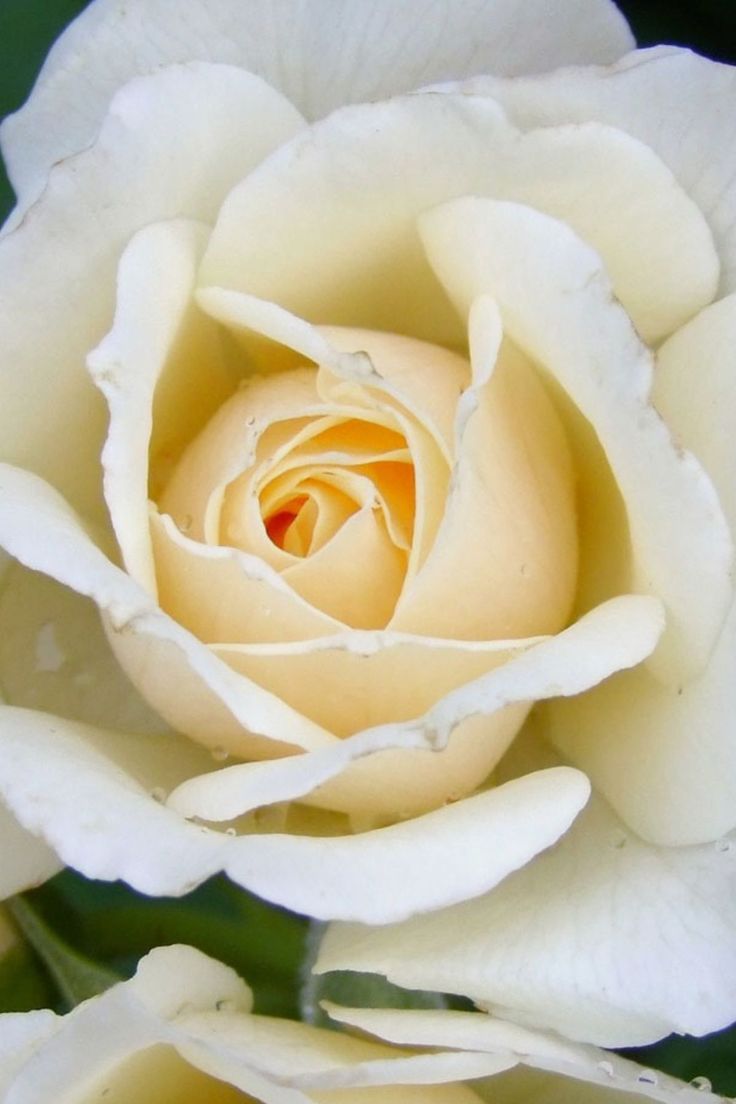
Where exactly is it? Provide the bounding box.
[0,801,62,900]
[0,63,304,520]
[438,47,736,296]
[419,197,732,684]
[1,0,633,212]
[319,782,736,1045]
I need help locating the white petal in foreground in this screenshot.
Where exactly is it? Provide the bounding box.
[0,463,333,758]
[0,800,62,899]
[546,294,736,846]
[0,63,303,520]
[319,781,736,1044]
[419,197,732,685]
[1,0,633,211]
[4,945,720,1104]
[0,699,587,921]
[186,593,663,825]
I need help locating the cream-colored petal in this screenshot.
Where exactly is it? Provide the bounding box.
[655,294,736,531]
[452,47,736,295]
[2,0,632,212]
[319,759,736,1043]
[0,1011,61,1098]
[0,707,230,896]
[419,198,732,684]
[281,507,405,628]
[3,945,715,1104]
[547,602,736,846]
[210,634,531,821]
[88,218,233,593]
[1,946,274,1104]
[0,560,165,736]
[158,366,329,544]
[314,366,449,584]
[170,594,663,824]
[150,510,341,643]
[201,96,715,349]
[0,464,333,757]
[317,327,469,460]
[0,700,582,921]
[392,314,577,640]
[216,634,527,741]
[545,294,736,846]
[213,768,591,924]
[194,294,453,582]
[0,62,303,521]
[2,944,489,1102]
[0,800,62,900]
[176,1005,504,1092]
[320,1005,724,1104]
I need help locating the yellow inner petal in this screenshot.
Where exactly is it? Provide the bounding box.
[155,328,577,640]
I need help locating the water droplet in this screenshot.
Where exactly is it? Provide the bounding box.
[596,1060,614,1077]
[715,838,732,853]
[245,415,256,427]
[35,621,66,673]
[224,827,237,837]
[150,787,167,804]
[210,746,229,763]
[637,1069,658,1086]
[179,514,193,534]
[520,562,529,577]
[610,832,628,850]
[689,1076,712,1092]
[216,998,237,1012]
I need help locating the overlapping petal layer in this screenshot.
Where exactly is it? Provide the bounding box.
[200,93,718,347]
[318,731,736,1045]
[0,64,304,521]
[1,0,633,213]
[417,197,731,685]
[1,945,724,1104]
[442,48,736,293]
[547,294,736,844]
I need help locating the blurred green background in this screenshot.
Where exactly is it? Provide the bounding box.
[0,0,735,1093]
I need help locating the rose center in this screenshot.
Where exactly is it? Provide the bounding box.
[156,327,576,637]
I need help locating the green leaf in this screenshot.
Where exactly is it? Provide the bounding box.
[23,869,308,1019]
[0,940,56,1013]
[7,896,121,1009]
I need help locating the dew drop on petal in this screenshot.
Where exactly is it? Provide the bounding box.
[211,746,230,762]
[689,1076,712,1092]
[224,827,237,837]
[637,1069,659,1086]
[597,1060,615,1077]
[715,839,732,853]
[150,787,167,804]
[34,621,66,672]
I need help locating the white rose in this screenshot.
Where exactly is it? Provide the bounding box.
[0,944,723,1104]
[0,0,734,1047]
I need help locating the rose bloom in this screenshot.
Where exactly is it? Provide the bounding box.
[0,0,735,1048]
[0,945,723,1104]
